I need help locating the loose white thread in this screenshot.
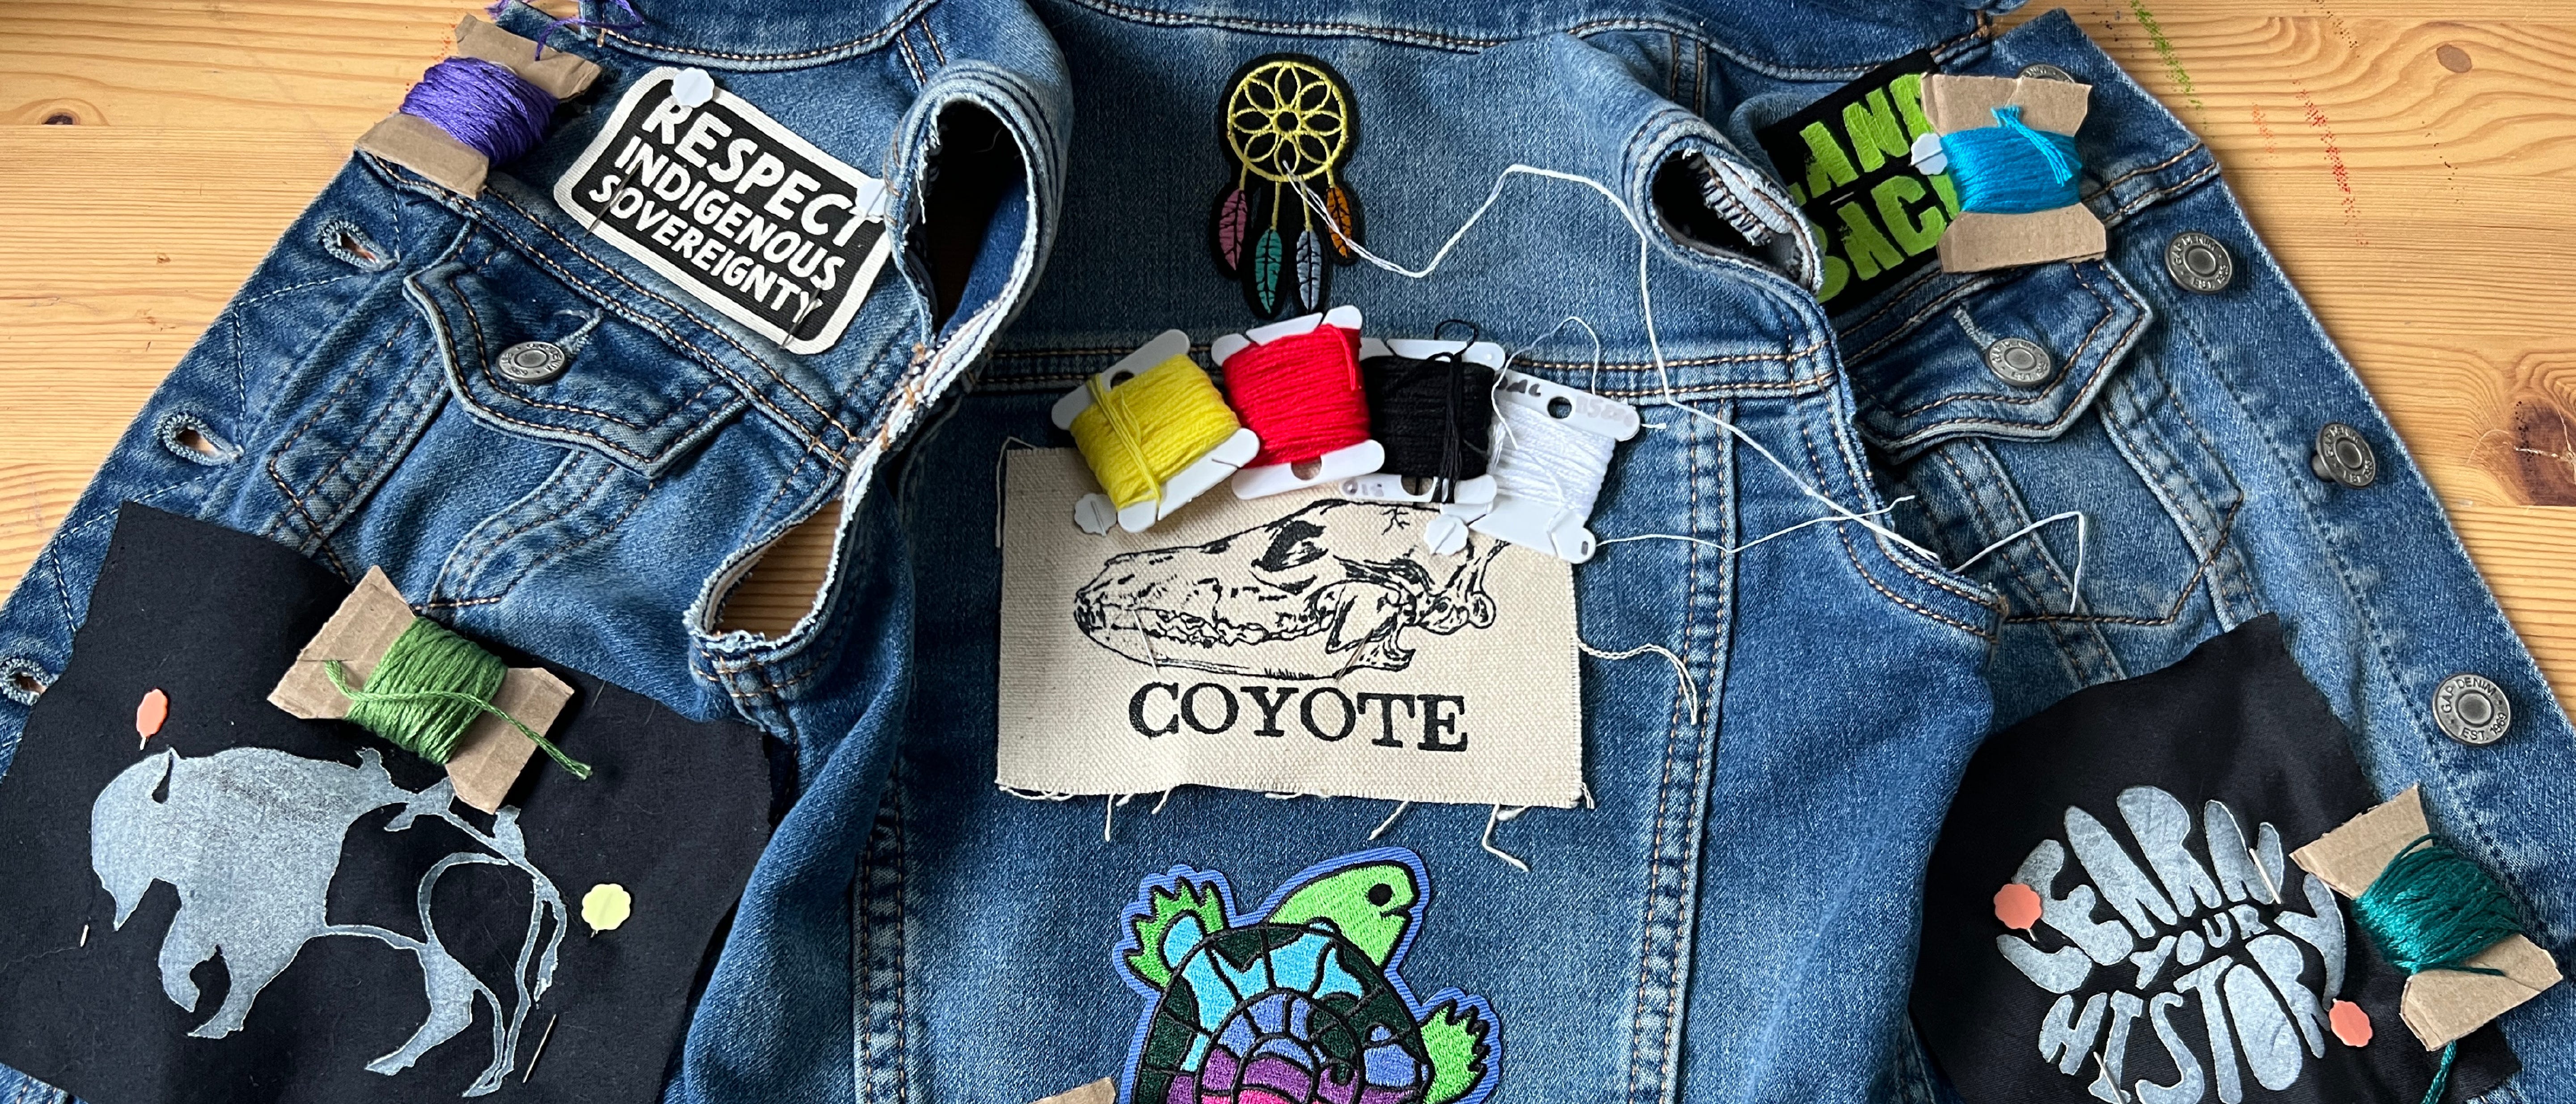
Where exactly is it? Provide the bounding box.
[1370,800,1413,840]
[1577,639,1699,725]
[1293,168,1941,565]
[1152,788,1176,815]
[1598,496,1914,560]
[1508,315,1607,392]
[1480,806,1531,871]
[1952,510,2089,613]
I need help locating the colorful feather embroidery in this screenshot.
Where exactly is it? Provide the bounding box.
[1250,228,1284,316]
[1294,229,1325,314]
[1214,187,1250,274]
[1322,184,1361,262]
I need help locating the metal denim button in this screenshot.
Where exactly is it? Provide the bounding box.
[2165,232,2235,294]
[496,341,569,385]
[2310,422,2378,488]
[2020,63,2076,82]
[2433,673,2511,746]
[1984,338,2055,386]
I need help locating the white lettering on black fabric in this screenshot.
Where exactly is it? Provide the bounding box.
[554,68,893,354]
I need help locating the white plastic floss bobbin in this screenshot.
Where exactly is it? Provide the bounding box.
[1443,367,1640,564]
[1051,329,1261,535]
[1216,305,1386,500]
[1341,335,1505,555]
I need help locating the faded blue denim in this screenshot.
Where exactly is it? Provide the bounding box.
[0,2,2565,1104]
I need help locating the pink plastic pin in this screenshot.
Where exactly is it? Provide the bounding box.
[2330,999,2373,1047]
[136,688,169,749]
[1994,882,2043,934]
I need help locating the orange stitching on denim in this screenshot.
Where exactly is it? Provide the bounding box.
[919,19,947,66]
[438,455,619,601]
[447,268,730,443]
[482,190,857,448]
[1801,419,1992,633]
[1877,264,2126,420]
[424,476,654,609]
[598,0,936,63]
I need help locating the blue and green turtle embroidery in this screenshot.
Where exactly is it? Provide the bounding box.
[1116,847,1498,1104]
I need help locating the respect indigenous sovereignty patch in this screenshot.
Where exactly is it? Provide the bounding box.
[554,67,894,354]
[997,450,1580,808]
[1116,848,1499,1104]
[1913,617,2518,1104]
[0,505,773,1104]
[1754,50,1958,312]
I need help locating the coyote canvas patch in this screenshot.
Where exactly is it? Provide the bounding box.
[998,450,1580,808]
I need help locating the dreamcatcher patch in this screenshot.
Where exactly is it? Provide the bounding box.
[1212,54,1364,319]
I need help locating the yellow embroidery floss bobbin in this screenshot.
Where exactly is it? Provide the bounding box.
[1051,330,1261,534]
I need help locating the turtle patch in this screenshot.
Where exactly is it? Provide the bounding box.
[1115,848,1499,1104]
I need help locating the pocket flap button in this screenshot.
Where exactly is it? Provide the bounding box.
[496,340,569,385]
[1984,338,2055,387]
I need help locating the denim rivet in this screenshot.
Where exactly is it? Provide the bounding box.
[1983,338,2055,387]
[2019,63,2076,82]
[2310,422,2377,488]
[2433,673,2510,745]
[2165,232,2235,294]
[496,341,569,385]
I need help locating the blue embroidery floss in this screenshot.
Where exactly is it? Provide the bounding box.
[2351,833,2528,1104]
[1940,104,2085,215]
[397,56,558,165]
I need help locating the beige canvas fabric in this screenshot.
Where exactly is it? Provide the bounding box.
[997,449,1582,808]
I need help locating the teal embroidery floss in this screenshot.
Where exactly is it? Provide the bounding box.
[325,617,593,779]
[1940,104,2084,215]
[2351,833,2527,1104]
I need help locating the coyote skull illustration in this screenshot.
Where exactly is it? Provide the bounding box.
[1073,500,1504,680]
[92,747,566,1097]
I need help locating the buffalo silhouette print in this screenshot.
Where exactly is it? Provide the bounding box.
[91,746,567,1097]
[1074,500,1503,680]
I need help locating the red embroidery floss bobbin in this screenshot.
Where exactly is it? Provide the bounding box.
[1215,306,1386,498]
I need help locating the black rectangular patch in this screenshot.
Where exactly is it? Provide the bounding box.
[555,68,894,354]
[1755,51,1955,313]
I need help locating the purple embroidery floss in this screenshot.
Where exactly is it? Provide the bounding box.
[398,56,557,166]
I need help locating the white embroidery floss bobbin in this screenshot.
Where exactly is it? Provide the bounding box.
[1340,335,1503,533]
[1437,368,1640,563]
[1215,305,1387,499]
[1051,329,1260,535]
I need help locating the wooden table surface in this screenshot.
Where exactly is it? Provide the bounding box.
[2,3,2572,679]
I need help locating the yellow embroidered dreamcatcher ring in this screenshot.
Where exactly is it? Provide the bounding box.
[1212,54,1365,319]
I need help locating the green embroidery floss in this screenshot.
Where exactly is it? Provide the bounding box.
[2351,834,2525,1104]
[324,617,592,779]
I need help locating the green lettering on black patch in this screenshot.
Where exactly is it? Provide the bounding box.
[1758,51,1957,312]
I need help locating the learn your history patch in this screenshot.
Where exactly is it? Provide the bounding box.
[998,449,1582,808]
[554,68,894,354]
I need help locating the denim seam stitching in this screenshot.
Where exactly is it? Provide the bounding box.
[1849,269,2014,359]
[1623,406,1705,1104]
[2104,162,2223,228]
[260,308,422,556]
[892,32,926,85]
[449,266,731,435]
[1803,419,1991,634]
[597,0,937,63]
[424,480,652,610]
[1807,410,1996,609]
[1876,262,2125,419]
[2004,495,2237,626]
[919,18,947,66]
[480,189,858,451]
[432,454,617,603]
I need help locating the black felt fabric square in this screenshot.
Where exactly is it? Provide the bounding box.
[1913,616,2517,1104]
[0,505,772,1104]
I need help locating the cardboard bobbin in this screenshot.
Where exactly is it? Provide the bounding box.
[1215,305,1386,500]
[1918,72,2106,273]
[353,17,603,196]
[1052,330,1261,535]
[268,567,574,814]
[2291,786,2563,1049]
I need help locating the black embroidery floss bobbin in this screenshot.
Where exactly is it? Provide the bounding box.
[1361,321,1497,503]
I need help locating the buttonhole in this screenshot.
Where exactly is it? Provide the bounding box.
[319,218,393,271]
[554,308,606,358]
[0,658,50,705]
[157,412,241,465]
